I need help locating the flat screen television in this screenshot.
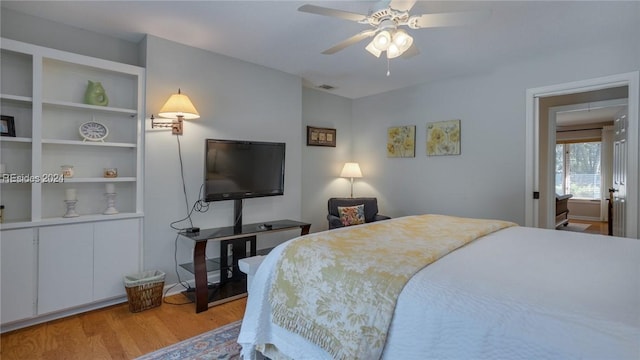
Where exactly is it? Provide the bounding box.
[204,139,285,202]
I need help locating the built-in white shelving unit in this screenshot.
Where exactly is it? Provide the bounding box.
[0,38,145,332]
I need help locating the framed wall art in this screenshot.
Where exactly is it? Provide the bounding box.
[387,125,416,158]
[307,126,336,147]
[1,115,16,137]
[426,119,460,156]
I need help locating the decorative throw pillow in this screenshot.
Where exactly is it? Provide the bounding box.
[338,204,365,227]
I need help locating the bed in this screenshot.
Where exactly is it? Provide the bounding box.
[238,214,640,360]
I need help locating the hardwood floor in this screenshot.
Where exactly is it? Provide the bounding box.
[0,295,246,360]
[566,219,609,235]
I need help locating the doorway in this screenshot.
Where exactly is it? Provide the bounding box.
[525,72,639,238]
[548,97,627,233]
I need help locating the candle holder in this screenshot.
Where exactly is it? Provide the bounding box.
[63,200,80,218]
[103,192,119,215]
[61,165,74,178]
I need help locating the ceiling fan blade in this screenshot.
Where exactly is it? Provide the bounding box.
[321,30,377,55]
[408,10,491,29]
[400,44,420,59]
[389,0,417,12]
[298,4,367,22]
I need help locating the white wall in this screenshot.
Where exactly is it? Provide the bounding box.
[568,200,601,221]
[301,88,354,232]
[0,8,140,66]
[351,37,639,226]
[352,72,524,223]
[143,35,303,285]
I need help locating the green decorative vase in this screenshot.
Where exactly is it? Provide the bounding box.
[84,80,109,106]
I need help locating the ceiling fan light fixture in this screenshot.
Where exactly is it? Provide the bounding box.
[299,2,489,70]
[365,40,382,57]
[372,30,392,51]
[386,43,402,59]
[392,29,413,52]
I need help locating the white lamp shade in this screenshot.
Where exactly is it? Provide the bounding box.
[392,29,413,52]
[365,41,382,57]
[340,162,362,178]
[372,30,392,51]
[158,89,200,119]
[386,43,402,59]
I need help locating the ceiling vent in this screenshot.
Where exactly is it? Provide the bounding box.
[318,84,336,90]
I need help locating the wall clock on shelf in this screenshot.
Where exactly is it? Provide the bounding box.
[79,121,108,142]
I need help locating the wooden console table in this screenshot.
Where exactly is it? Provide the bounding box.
[179,219,310,313]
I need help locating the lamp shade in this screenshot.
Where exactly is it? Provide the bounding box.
[372,30,392,51]
[365,40,382,58]
[158,89,200,119]
[392,29,413,52]
[340,162,362,178]
[386,43,402,59]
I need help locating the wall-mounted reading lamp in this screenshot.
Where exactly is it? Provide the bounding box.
[151,89,200,135]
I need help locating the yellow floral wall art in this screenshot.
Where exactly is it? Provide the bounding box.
[387,125,416,158]
[426,119,461,156]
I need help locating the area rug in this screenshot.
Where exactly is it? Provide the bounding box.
[136,320,242,360]
[558,223,591,232]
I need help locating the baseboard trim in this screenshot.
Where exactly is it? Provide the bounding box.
[1,296,126,334]
[2,274,224,333]
[163,272,221,297]
[569,215,601,222]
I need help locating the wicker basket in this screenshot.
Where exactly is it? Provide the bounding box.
[124,270,165,313]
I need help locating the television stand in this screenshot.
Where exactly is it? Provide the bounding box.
[178,219,311,313]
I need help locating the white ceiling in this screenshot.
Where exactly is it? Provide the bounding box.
[2,1,638,99]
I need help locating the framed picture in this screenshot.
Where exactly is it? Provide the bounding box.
[387,125,416,158]
[1,115,16,137]
[426,119,461,156]
[307,126,336,147]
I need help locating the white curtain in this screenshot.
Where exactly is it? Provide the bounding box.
[601,126,614,221]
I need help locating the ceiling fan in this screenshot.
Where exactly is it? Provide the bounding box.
[298,0,489,60]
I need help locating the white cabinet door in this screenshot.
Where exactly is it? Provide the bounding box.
[38,223,93,314]
[93,219,141,300]
[1,229,36,324]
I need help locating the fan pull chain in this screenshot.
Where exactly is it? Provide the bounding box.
[386,58,391,76]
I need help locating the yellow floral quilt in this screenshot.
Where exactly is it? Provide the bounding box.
[268,214,516,360]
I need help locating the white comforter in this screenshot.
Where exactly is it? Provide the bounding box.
[238,225,640,359]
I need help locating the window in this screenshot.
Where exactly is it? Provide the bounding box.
[555,141,601,199]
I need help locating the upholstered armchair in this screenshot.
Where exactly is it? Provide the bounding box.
[327,197,391,229]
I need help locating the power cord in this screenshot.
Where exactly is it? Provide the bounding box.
[163,283,193,305]
[158,232,194,306]
[170,135,210,232]
[165,134,221,305]
[174,135,196,231]
[169,183,209,231]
